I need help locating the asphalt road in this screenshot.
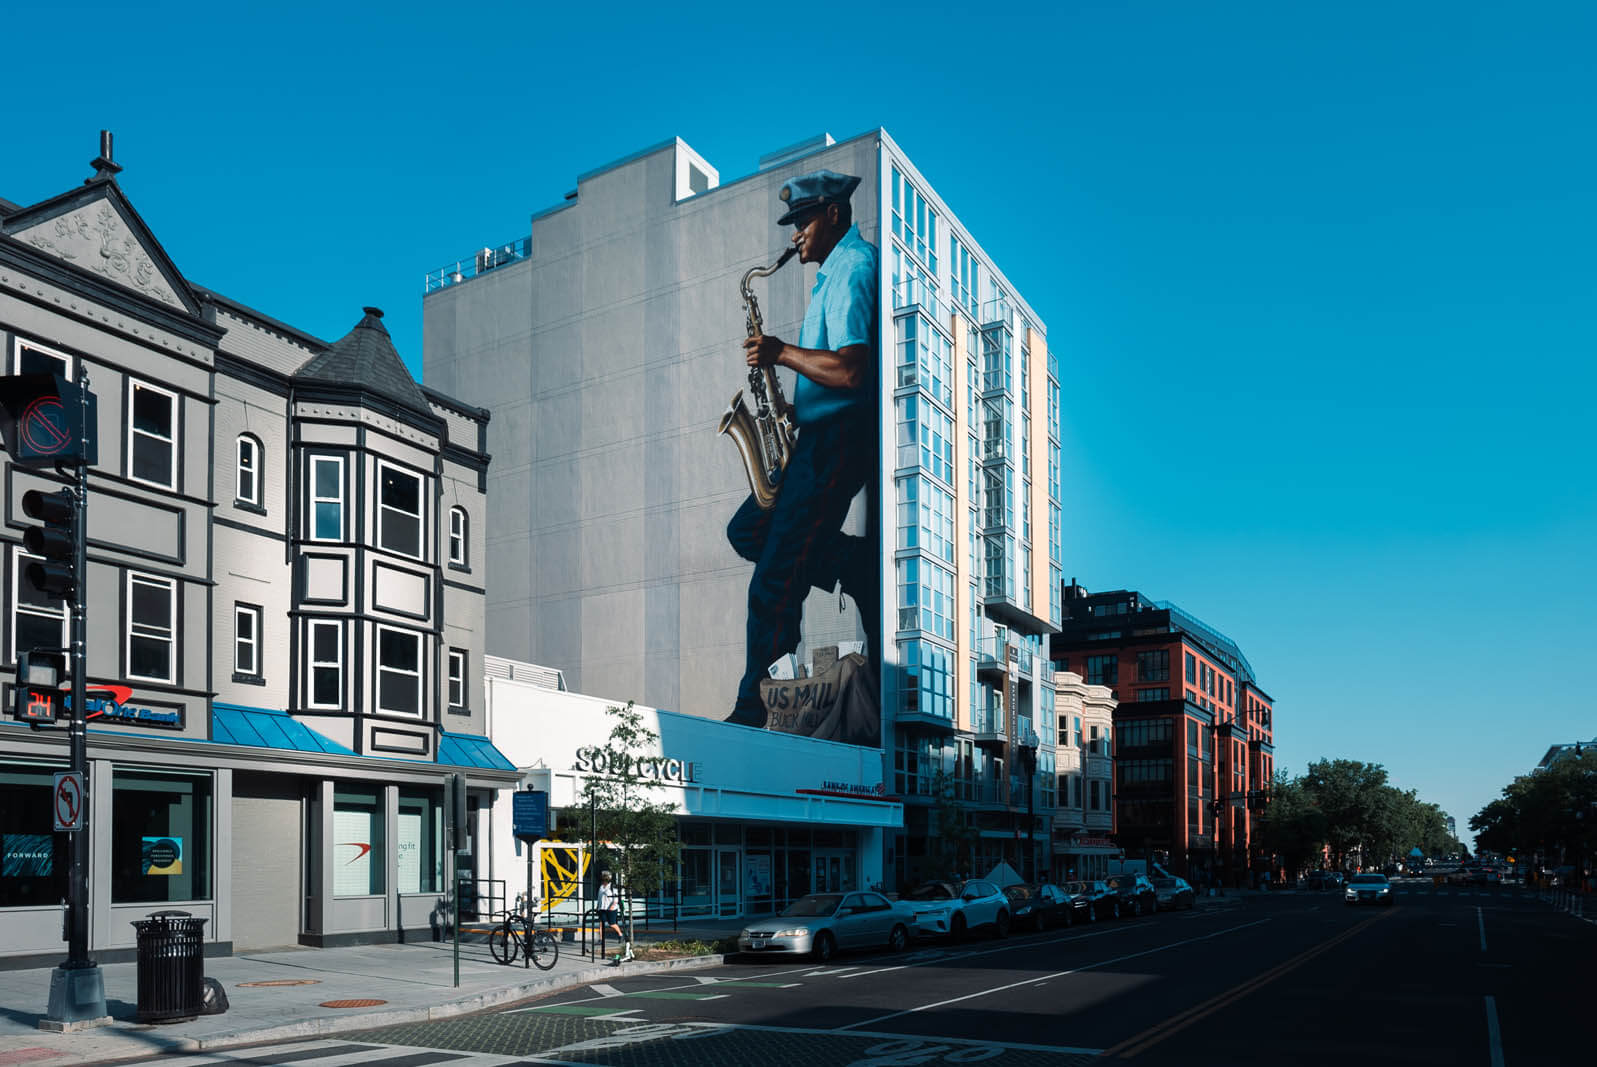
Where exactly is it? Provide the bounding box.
[144,883,1591,1067]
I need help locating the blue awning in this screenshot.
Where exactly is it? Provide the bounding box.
[438,731,518,771]
[211,703,356,755]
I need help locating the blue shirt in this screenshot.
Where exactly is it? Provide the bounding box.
[794,224,878,425]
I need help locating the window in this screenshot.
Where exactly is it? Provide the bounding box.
[308,620,342,708]
[1184,652,1196,684]
[128,380,177,489]
[397,788,443,894]
[448,507,467,566]
[234,603,261,679]
[110,769,212,904]
[1136,687,1170,702]
[0,763,69,907]
[1136,649,1170,682]
[13,337,72,377]
[333,786,383,896]
[378,463,423,558]
[236,435,262,508]
[377,626,422,716]
[1089,780,1102,811]
[309,456,344,541]
[1085,654,1117,687]
[127,572,176,683]
[12,546,66,663]
[448,648,467,712]
[890,165,938,272]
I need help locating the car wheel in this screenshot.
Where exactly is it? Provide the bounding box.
[995,910,1010,939]
[950,913,967,943]
[1035,910,1048,933]
[888,924,908,952]
[812,931,836,963]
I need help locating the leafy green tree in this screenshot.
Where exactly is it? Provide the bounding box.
[1471,750,1597,878]
[571,702,683,943]
[1302,759,1389,869]
[1254,772,1327,876]
[929,770,980,881]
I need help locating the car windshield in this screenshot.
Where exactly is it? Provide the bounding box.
[781,893,843,917]
[902,883,954,901]
[1350,875,1387,886]
[1005,885,1035,900]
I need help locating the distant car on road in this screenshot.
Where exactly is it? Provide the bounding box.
[1104,873,1159,917]
[1062,879,1119,921]
[1299,871,1334,891]
[1345,873,1394,905]
[737,891,913,962]
[903,879,1010,941]
[1004,883,1076,931]
[1151,876,1196,910]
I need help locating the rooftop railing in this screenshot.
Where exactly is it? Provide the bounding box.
[424,237,532,293]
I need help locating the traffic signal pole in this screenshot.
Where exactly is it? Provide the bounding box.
[42,364,105,1029]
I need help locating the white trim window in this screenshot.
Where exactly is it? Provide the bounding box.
[308,620,342,708]
[11,545,67,663]
[377,626,422,716]
[234,604,261,677]
[127,572,176,683]
[378,463,423,559]
[236,435,262,507]
[12,337,73,378]
[309,456,344,541]
[447,648,466,710]
[448,507,467,566]
[128,379,178,490]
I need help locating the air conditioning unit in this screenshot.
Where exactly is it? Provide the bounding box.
[475,247,496,273]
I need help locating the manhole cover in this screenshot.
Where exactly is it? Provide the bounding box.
[238,979,321,987]
[319,998,388,1009]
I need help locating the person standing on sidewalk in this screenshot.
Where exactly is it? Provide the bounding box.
[597,871,631,964]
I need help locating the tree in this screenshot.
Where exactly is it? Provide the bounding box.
[570,702,683,944]
[928,770,980,881]
[1471,751,1597,880]
[1302,759,1389,869]
[1254,772,1327,877]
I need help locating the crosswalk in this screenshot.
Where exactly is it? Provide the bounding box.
[136,1039,535,1066]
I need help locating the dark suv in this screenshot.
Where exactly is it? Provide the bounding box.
[1104,873,1159,917]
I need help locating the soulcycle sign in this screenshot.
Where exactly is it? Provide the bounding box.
[574,747,702,785]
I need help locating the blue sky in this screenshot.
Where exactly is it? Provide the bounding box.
[6,2,1593,843]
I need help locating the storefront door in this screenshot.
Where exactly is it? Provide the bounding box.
[716,850,739,917]
[813,851,856,893]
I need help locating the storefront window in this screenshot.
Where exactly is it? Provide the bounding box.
[111,769,212,904]
[333,786,384,896]
[397,789,443,894]
[1,763,69,908]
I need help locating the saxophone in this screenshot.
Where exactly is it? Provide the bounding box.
[718,246,799,510]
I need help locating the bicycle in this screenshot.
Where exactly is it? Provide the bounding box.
[489,897,559,970]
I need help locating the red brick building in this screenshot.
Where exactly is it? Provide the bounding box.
[1050,582,1274,885]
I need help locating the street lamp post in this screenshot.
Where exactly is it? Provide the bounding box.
[1018,729,1040,883]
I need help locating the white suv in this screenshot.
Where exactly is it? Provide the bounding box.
[904,879,1011,941]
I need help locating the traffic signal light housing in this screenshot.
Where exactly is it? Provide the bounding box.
[21,488,79,601]
[14,650,65,725]
[0,373,97,467]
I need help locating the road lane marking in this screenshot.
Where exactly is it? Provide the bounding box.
[834,917,1271,1032]
[521,1004,644,1017]
[804,966,860,976]
[1105,909,1396,1058]
[590,983,624,997]
[1478,907,1487,952]
[706,980,802,988]
[1485,995,1505,1067]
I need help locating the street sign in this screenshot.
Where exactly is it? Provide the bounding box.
[513,790,549,838]
[53,771,84,831]
[0,374,98,467]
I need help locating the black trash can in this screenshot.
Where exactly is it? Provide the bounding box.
[131,910,207,1023]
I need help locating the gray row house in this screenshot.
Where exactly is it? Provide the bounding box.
[0,139,518,967]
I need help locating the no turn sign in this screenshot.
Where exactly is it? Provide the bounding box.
[53,772,84,832]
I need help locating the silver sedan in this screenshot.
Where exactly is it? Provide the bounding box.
[738,891,913,963]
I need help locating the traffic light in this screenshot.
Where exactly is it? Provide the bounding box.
[21,488,78,600]
[14,650,65,725]
[449,772,470,854]
[0,373,97,467]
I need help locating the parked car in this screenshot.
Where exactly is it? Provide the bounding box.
[1058,880,1114,922]
[1004,883,1076,931]
[737,891,913,962]
[1344,873,1394,905]
[1104,873,1159,917]
[903,879,1010,941]
[1151,876,1196,910]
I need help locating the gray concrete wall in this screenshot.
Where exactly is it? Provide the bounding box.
[425,135,881,722]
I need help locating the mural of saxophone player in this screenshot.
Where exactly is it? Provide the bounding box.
[726,169,880,731]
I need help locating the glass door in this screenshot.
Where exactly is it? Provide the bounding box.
[716,850,740,917]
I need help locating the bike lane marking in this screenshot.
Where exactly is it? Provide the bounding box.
[835,918,1272,1033]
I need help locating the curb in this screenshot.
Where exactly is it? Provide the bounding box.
[65,952,727,1061]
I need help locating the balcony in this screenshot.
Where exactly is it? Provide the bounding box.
[896,705,957,735]
[972,705,1007,749]
[975,638,1006,679]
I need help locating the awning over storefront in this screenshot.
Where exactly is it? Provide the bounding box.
[212,703,356,754]
[439,731,517,770]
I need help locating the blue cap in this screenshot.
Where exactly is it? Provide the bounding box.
[777,169,862,225]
